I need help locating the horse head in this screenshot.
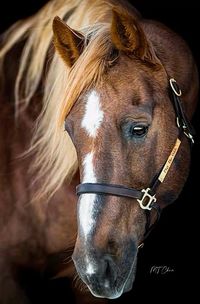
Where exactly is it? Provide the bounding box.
[52,9,194,299]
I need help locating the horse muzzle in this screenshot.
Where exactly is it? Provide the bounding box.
[72,240,138,299]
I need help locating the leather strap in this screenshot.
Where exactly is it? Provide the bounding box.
[76,183,161,238]
[76,183,142,199]
[143,203,161,240]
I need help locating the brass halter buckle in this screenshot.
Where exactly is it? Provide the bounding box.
[137,188,157,210]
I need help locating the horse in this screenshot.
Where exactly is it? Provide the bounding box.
[0,0,198,303]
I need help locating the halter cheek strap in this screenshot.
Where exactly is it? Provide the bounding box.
[76,78,195,241]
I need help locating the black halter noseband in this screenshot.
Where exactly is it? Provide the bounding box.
[76,78,195,241]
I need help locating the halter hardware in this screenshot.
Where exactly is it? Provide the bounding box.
[137,188,156,210]
[170,78,194,144]
[183,125,194,143]
[169,78,182,96]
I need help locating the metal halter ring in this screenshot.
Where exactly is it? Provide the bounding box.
[169,78,182,96]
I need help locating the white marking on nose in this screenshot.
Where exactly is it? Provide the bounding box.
[86,262,96,275]
[104,279,110,288]
[78,152,97,236]
[85,256,96,276]
[81,90,104,137]
[82,152,96,182]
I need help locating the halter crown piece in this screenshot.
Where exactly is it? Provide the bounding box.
[76,78,195,240]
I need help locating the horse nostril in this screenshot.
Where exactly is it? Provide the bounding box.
[100,254,117,283]
[105,258,112,278]
[85,254,117,288]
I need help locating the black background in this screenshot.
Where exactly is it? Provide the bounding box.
[0,1,199,303]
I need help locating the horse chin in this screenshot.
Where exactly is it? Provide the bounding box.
[87,285,124,300]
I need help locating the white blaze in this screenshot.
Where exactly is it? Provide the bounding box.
[81,90,104,137]
[78,151,97,235]
[79,90,104,238]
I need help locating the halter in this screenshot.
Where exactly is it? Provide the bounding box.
[76,78,195,241]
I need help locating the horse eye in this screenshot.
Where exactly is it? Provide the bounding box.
[131,125,149,138]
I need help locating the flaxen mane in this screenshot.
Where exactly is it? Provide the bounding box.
[0,0,132,200]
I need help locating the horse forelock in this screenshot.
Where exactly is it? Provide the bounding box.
[0,0,150,202]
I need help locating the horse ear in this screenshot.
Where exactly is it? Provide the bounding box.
[111,9,155,62]
[53,16,85,67]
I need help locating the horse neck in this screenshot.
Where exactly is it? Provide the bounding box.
[142,20,199,118]
[0,38,44,130]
